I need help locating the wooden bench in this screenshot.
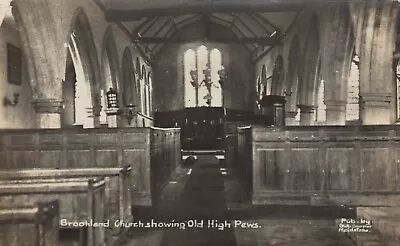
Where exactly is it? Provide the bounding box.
[0,166,132,244]
[0,200,59,246]
[0,178,106,246]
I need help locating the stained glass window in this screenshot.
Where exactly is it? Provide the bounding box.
[184,46,223,107]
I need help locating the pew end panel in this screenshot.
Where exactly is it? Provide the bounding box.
[0,178,107,246]
[249,125,400,206]
[0,127,182,208]
[0,200,59,246]
[0,166,133,245]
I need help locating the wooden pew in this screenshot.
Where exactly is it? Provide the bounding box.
[0,200,59,246]
[0,166,132,245]
[0,178,106,246]
[0,127,181,207]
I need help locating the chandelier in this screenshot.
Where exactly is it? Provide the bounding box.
[218,66,227,87]
[189,63,227,106]
[189,70,199,88]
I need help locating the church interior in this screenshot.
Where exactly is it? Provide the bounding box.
[1,0,400,245]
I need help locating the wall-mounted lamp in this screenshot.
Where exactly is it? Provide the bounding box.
[105,88,137,125]
[123,104,137,125]
[3,93,20,107]
[106,88,118,109]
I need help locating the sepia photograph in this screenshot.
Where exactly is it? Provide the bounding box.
[0,0,400,245]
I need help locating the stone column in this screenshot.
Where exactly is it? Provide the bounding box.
[284,92,298,126]
[325,100,347,125]
[32,99,63,128]
[285,111,298,126]
[298,105,315,126]
[360,94,392,125]
[356,1,398,124]
[320,5,354,126]
[10,0,66,129]
[105,109,119,128]
[84,105,102,128]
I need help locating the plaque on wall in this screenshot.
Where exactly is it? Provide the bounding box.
[7,43,22,86]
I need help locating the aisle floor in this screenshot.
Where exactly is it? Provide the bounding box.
[119,155,356,246]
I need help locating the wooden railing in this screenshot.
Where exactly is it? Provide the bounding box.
[137,112,154,127]
[0,127,181,206]
[238,125,400,206]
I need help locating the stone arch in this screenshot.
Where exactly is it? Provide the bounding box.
[11,0,64,128]
[122,48,137,107]
[101,25,120,91]
[11,0,62,99]
[271,55,284,95]
[99,25,121,125]
[285,35,301,112]
[298,14,320,106]
[66,8,102,111]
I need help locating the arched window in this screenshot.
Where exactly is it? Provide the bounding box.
[141,65,147,114]
[315,60,325,124]
[147,72,153,115]
[395,13,400,120]
[261,64,269,96]
[396,61,400,120]
[271,56,284,95]
[346,53,360,122]
[315,79,326,124]
[184,45,223,107]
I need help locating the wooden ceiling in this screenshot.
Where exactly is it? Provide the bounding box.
[94,0,341,59]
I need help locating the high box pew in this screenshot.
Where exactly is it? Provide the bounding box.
[0,166,133,245]
[0,178,106,246]
[0,200,59,246]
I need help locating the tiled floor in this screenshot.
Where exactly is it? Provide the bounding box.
[120,155,356,246]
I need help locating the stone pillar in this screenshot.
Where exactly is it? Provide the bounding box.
[284,93,298,126]
[106,115,118,128]
[32,99,63,128]
[11,0,65,127]
[356,1,398,124]
[285,111,298,126]
[325,100,347,125]
[320,6,354,126]
[84,105,101,128]
[0,0,11,26]
[298,105,315,126]
[360,94,392,125]
[105,109,119,128]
